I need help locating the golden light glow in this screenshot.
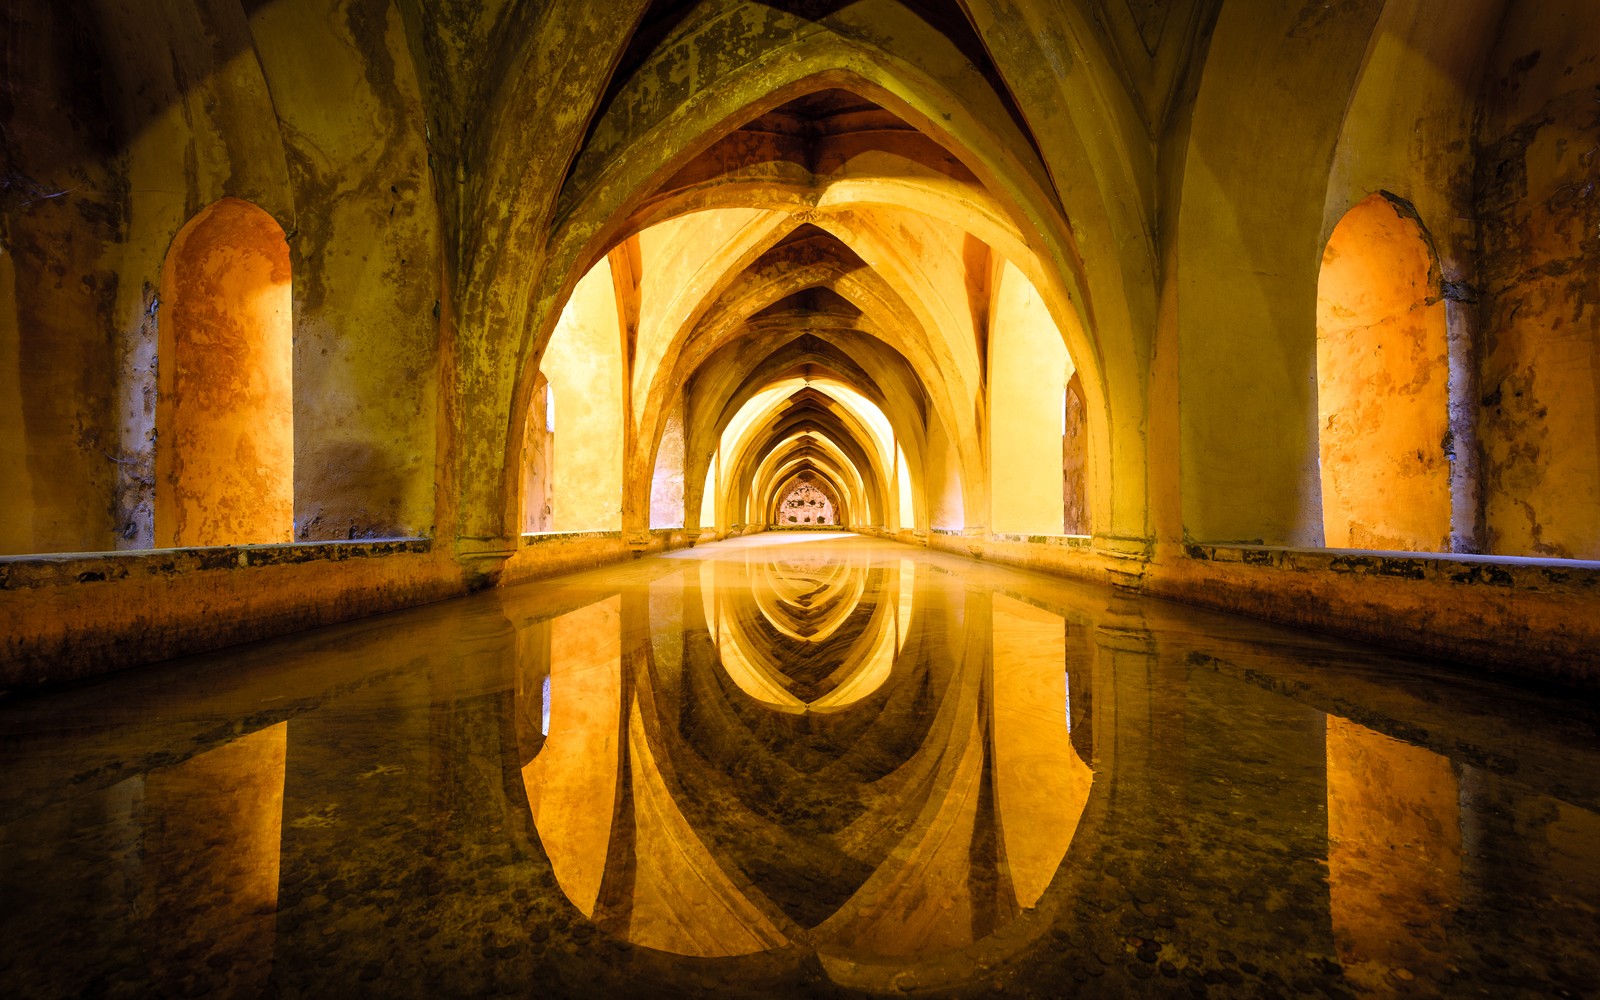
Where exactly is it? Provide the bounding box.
[1317,195,1451,552]
[155,199,293,547]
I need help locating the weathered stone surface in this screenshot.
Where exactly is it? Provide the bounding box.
[2,0,1599,692]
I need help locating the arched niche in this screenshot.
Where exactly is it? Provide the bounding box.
[155,198,293,548]
[1316,194,1451,552]
[649,395,687,530]
[773,473,841,526]
[528,256,626,533]
[988,260,1072,536]
[1064,372,1089,536]
[521,375,555,533]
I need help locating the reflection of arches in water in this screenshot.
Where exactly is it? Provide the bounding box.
[704,554,898,714]
[515,554,1097,983]
[751,555,866,643]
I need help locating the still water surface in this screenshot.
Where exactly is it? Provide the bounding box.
[2,534,1598,997]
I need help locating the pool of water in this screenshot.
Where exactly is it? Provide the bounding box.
[2,533,1597,998]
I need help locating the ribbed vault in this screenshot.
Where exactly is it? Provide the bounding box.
[502,5,1121,542]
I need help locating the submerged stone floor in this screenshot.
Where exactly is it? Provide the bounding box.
[2,533,1598,998]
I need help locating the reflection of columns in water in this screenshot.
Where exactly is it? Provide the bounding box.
[1452,758,1600,981]
[274,603,524,995]
[896,558,914,653]
[647,567,687,706]
[1065,616,1094,762]
[0,775,146,995]
[513,614,552,761]
[609,585,790,956]
[521,596,624,919]
[429,603,524,843]
[1324,718,1462,993]
[990,592,1092,909]
[811,574,994,969]
[137,722,287,997]
[1,722,291,997]
[1456,762,1489,914]
[1072,600,1341,980]
[1093,608,1158,805]
[523,584,790,957]
[1179,635,1336,967]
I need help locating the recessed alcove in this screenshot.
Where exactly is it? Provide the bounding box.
[1316,194,1451,553]
[4,2,1600,994]
[155,198,294,548]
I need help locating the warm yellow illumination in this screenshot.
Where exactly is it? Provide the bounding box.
[155,198,293,547]
[623,697,790,957]
[989,261,1072,536]
[896,558,915,653]
[699,457,717,531]
[895,444,915,530]
[521,597,623,916]
[990,594,1091,907]
[538,258,625,532]
[815,717,989,966]
[1317,195,1451,551]
[139,722,287,996]
[1325,717,1461,993]
[704,553,898,715]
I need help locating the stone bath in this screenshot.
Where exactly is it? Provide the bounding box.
[2,533,1596,998]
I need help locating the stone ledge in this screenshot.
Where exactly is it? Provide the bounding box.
[922,531,1130,587]
[988,533,1094,547]
[520,530,624,545]
[908,534,1600,684]
[1,541,459,695]
[0,538,432,591]
[499,528,695,588]
[1153,544,1600,686]
[1182,543,1600,593]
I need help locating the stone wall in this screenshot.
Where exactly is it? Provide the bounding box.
[1476,1,1600,559]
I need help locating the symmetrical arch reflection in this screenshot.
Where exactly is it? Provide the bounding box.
[513,538,1094,987]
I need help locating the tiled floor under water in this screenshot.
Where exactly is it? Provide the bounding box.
[3,533,1599,998]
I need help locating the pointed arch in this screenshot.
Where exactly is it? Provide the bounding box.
[466,0,1150,547]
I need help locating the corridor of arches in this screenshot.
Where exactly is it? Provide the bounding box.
[5,2,1600,996]
[2,0,1598,686]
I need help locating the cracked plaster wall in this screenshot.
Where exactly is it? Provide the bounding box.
[1063,373,1089,536]
[1476,0,1600,559]
[0,3,125,555]
[155,199,294,547]
[0,0,441,555]
[520,379,554,534]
